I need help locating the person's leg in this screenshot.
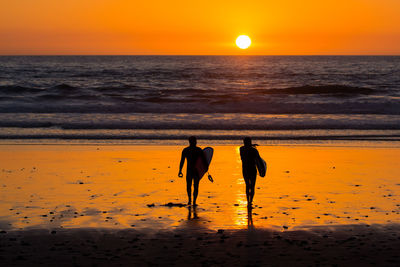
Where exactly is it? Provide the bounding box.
[193,177,200,206]
[243,177,251,204]
[186,176,192,205]
[249,176,257,204]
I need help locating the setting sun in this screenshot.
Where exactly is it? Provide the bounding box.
[236,35,251,49]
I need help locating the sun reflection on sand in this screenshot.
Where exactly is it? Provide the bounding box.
[233,192,248,227]
[0,144,399,232]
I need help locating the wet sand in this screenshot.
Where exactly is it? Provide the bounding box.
[0,143,399,266]
[1,224,400,266]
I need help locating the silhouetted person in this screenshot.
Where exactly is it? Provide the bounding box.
[178,136,208,206]
[240,137,261,206]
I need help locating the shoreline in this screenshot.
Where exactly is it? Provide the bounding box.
[1,140,400,147]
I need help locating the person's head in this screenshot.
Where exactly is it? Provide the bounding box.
[188,136,197,146]
[243,137,252,147]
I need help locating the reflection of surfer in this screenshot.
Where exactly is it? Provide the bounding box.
[247,206,254,229]
[178,136,208,206]
[187,206,198,220]
[240,137,261,206]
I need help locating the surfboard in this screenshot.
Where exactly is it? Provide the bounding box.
[195,147,213,179]
[255,156,267,177]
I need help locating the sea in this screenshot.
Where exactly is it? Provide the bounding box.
[0,55,399,144]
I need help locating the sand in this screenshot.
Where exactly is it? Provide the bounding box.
[1,224,400,266]
[0,143,399,266]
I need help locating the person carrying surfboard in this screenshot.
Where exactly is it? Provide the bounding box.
[178,136,209,206]
[240,137,262,207]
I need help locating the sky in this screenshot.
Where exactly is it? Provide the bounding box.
[1,0,399,55]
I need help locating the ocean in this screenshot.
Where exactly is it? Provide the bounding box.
[0,55,399,144]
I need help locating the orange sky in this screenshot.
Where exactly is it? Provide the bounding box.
[1,0,399,55]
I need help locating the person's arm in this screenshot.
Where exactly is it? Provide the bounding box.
[178,150,185,177]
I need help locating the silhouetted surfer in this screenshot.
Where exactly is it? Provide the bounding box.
[178,136,208,206]
[240,137,261,206]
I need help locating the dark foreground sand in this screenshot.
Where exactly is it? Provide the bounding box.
[1,224,400,266]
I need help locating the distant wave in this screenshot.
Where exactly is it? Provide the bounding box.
[0,84,377,95]
[50,83,79,93]
[1,101,399,114]
[0,85,43,94]
[0,113,399,130]
[1,121,400,130]
[254,85,375,95]
[0,83,398,114]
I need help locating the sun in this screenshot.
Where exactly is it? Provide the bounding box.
[236,35,251,49]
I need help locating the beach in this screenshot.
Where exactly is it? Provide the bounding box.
[1,143,399,266]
